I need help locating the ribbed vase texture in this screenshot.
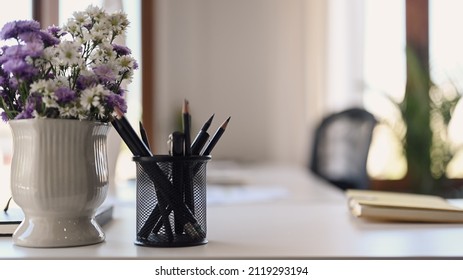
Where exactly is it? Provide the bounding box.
[9,119,110,247]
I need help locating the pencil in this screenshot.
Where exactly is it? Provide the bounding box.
[191,114,214,155]
[169,131,185,234]
[113,107,152,157]
[201,116,231,156]
[112,116,140,156]
[199,113,214,132]
[182,100,195,213]
[139,121,151,152]
[182,99,192,156]
[112,108,174,240]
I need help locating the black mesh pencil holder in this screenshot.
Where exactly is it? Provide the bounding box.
[133,155,211,247]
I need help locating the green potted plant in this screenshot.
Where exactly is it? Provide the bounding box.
[391,48,461,196]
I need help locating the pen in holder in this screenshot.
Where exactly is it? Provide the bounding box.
[133,155,210,247]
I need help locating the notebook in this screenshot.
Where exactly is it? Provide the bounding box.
[346,189,463,222]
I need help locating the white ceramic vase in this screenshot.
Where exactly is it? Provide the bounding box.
[9,119,110,248]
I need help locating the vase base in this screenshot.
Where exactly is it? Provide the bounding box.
[13,215,105,248]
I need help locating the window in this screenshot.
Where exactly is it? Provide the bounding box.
[364,0,463,180]
[363,0,407,179]
[0,0,32,25]
[430,0,463,177]
[0,0,32,205]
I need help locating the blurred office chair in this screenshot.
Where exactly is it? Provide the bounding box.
[310,108,377,190]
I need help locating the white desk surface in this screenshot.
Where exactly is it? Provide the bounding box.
[2,163,463,259]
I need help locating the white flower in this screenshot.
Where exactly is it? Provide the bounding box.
[59,106,78,118]
[39,47,60,68]
[42,93,59,108]
[80,88,100,110]
[89,42,116,64]
[30,79,55,94]
[93,20,111,33]
[107,12,129,36]
[72,11,90,26]
[55,76,68,87]
[80,29,92,44]
[64,19,81,38]
[57,41,81,66]
[79,84,109,109]
[87,20,111,43]
[32,110,40,118]
[96,104,106,118]
[89,30,106,43]
[117,55,135,71]
[85,5,105,20]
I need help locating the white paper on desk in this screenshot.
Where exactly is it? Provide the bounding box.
[207,185,289,205]
[447,199,463,209]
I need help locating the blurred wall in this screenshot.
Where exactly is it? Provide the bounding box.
[151,0,326,165]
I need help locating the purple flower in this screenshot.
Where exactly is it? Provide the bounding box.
[39,30,60,46]
[54,87,76,104]
[76,74,98,90]
[1,43,43,60]
[3,58,28,73]
[2,58,26,71]
[0,89,7,99]
[15,93,42,119]
[2,59,37,78]
[1,111,9,122]
[0,20,41,40]
[133,61,139,70]
[15,103,34,119]
[112,44,131,56]
[24,42,44,58]
[18,31,41,43]
[4,45,28,59]
[8,78,18,90]
[0,46,7,57]
[0,76,6,87]
[105,92,127,113]
[15,109,33,119]
[114,88,126,96]
[47,25,66,38]
[2,44,42,62]
[0,50,7,64]
[93,65,116,83]
[84,23,93,30]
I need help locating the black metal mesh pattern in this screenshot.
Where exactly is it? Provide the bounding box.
[133,155,210,247]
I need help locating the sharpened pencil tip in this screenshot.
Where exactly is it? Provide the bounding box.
[114,107,124,119]
[208,113,215,122]
[199,113,215,132]
[204,113,215,127]
[183,99,190,114]
[221,116,231,129]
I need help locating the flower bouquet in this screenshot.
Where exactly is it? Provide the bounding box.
[0,6,137,248]
[0,5,137,122]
